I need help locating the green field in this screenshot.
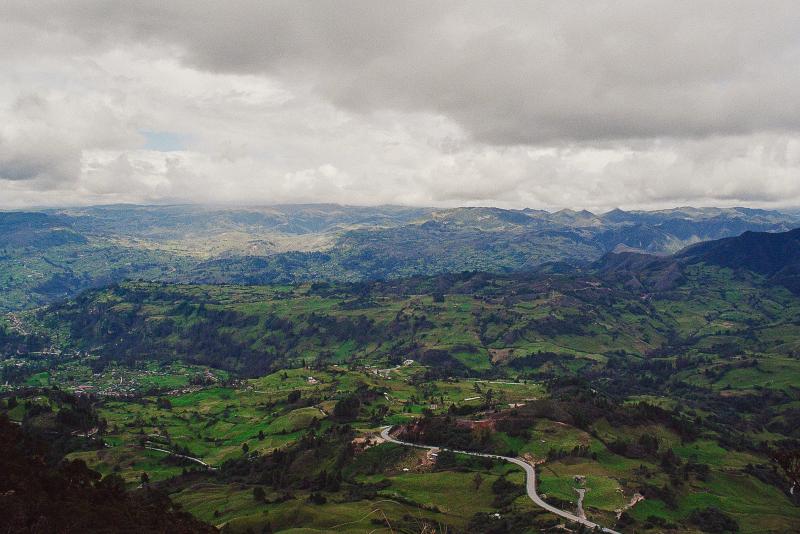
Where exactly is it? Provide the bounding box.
[4,258,800,533]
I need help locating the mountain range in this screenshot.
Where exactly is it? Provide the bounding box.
[1,203,798,311]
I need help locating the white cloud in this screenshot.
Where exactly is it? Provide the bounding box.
[1,1,800,211]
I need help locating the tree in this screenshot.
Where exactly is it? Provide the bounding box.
[96,473,126,499]
[242,442,250,455]
[140,472,150,485]
[333,394,361,420]
[307,492,327,505]
[473,472,484,489]
[287,390,301,404]
[491,475,524,508]
[638,433,659,455]
[258,430,265,441]
[435,449,457,470]
[253,486,266,502]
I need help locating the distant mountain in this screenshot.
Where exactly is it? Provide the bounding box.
[1,203,798,311]
[57,203,429,239]
[678,227,800,293]
[679,227,800,273]
[0,212,86,248]
[596,226,800,295]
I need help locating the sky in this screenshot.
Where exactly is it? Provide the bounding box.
[1,1,800,211]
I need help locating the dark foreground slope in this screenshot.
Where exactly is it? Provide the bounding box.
[0,414,215,533]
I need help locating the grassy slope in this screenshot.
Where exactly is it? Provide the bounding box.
[5,264,800,532]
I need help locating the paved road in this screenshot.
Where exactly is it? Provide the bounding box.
[380,426,620,534]
[144,445,216,470]
[575,488,587,520]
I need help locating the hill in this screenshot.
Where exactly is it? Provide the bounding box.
[679,227,800,293]
[0,212,86,248]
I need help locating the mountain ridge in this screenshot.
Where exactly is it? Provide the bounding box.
[1,203,798,311]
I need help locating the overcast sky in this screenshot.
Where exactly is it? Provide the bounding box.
[2,1,800,211]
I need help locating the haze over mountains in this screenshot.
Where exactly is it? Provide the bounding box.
[1,203,798,312]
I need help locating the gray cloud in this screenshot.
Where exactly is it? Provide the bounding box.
[0,1,799,209]
[6,1,800,144]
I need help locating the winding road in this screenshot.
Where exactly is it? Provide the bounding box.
[380,426,620,534]
[144,445,216,470]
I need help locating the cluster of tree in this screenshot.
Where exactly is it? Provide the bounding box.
[490,475,525,508]
[7,389,106,460]
[532,382,702,444]
[495,412,535,438]
[397,415,497,454]
[333,394,361,420]
[332,382,383,421]
[0,322,47,356]
[46,282,456,377]
[688,507,740,533]
[302,312,378,346]
[341,442,412,478]
[546,445,596,461]
[417,349,473,378]
[386,310,435,337]
[608,433,660,459]
[507,351,575,371]
[467,510,555,534]
[219,424,354,493]
[477,310,591,347]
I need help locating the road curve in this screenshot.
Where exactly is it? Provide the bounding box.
[380,426,620,534]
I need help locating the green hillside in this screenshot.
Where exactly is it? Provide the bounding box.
[3,242,800,532]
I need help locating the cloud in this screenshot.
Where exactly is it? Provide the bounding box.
[7,1,800,144]
[1,1,799,210]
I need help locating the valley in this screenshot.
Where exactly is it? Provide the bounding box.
[3,226,800,532]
